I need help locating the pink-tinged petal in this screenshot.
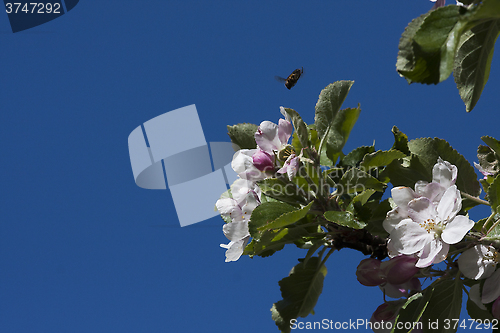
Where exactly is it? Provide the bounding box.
[220,236,250,262]
[408,197,436,224]
[277,154,299,181]
[383,208,406,233]
[252,149,275,172]
[216,198,243,220]
[255,121,281,152]
[222,221,249,242]
[482,269,500,304]
[232,149,267,181]
[392,187,417,208]
[441,215,474,244]
[458,245,497,280]
[437,185,461,221]
[416,239,445,268]
[277,118,292,145]
[390,220,432,255]
[432,157,457,188]
[416,182,445,203]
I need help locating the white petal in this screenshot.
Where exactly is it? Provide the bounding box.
[220,236,251,262]
[408,197,436,224]
[441,215,474,244]
[458,245,497,280]
[383,208,405,233]
[231,179,255,203]
[392,187,417,208]
[432,242,449,265]
[437,185,461,221]
[416,239,446,268]
[216,198,243,220]
[432,157,457,188]
[482,268,500,304]
[222,221,249,242]
[390,220,432,255]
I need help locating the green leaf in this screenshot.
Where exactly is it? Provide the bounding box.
[409,137,481,196]
[326,107,361,160]
[324,211,366,229]
[249,202,296,240]
[303,241,327,267]
[421,277,463,333]
[315,81,355,159]
[396,12,429,80]
[257,178,309,206]
[489,175,500,213]
[477,145,500,178]
[482,136,500,158]
[454,19,500,112]
[338,167,385,194]
[340,145,376,168]
[283,108,310,151]
[414,6,465,83]
[380,155,430,187]
[227,123,258,149]
[467,0,500,22]
[257,201,314,231]
[392,126,410,155]
[244,226,311,258]
[271,257,327,333]
[365,198,391,238]
[398,6,465,84]
[352,189,376,206]
[360,150,406,169]
[393,291,433,333]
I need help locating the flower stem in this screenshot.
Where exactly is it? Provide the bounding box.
[461,191,489,206]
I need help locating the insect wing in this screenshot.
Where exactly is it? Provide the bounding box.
[274,76,287,83]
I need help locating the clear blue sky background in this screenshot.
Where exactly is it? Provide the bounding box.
[1,1,499,332]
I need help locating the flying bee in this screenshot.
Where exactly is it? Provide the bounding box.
[275,67,303,89]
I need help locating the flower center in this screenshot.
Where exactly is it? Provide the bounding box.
[484,249,500,263]
[421,218,444,238]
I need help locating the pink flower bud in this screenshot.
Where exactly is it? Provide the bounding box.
[371,301,402,322]
[380,255,419,285]
[356,258,385,286]
[252,149,275,172]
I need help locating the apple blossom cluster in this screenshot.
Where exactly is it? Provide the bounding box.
[355,158,500,328]
[216,107,299,262]
[383,158,474,268]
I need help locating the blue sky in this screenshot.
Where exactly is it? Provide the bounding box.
[1,1,499,332]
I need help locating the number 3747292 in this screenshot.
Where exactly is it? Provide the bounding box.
[443,319,498,330]
[5,3,61,14]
